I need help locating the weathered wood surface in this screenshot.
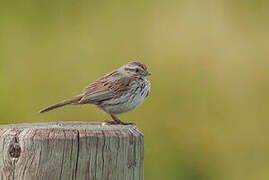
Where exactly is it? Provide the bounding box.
[0,122,144,180]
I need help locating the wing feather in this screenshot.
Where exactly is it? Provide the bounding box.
[79,76,133,104]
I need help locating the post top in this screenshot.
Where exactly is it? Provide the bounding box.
[0,121,143,139]
[0,121,134,130]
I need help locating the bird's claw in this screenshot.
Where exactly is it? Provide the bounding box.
[105,120,135,125]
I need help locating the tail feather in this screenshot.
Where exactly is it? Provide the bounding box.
[39,94,83,113]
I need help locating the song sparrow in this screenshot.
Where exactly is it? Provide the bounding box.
[39,61,151,125]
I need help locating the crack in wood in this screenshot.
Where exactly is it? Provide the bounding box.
[74,130,80,180]
[101,130,105,178]
[58,130,66,180]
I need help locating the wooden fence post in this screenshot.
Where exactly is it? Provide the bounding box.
[0,122,144,180]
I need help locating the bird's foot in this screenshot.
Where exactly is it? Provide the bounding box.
[108,114,135,125]
[105,120,135,125]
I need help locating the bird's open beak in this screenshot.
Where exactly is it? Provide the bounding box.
[146,71,151,76]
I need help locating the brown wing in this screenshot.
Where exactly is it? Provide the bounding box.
[79,76,133,104]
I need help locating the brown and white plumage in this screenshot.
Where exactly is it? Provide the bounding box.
[39,61,151,125]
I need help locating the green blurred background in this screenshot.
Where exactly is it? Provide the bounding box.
[1,0,269,179]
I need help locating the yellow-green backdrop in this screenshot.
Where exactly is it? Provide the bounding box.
[1,1,269,180]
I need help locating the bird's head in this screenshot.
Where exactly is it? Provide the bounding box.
[120,61,151,77]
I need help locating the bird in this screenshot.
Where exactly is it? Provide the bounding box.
[39,61,151,125]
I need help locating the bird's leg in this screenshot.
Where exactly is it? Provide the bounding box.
[107,114,134,125]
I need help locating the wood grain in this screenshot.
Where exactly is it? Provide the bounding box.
[0,122,144,180]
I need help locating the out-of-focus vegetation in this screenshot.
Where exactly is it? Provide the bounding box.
[1,0,269,179]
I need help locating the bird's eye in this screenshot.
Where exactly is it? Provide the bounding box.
[136,68,140,73]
